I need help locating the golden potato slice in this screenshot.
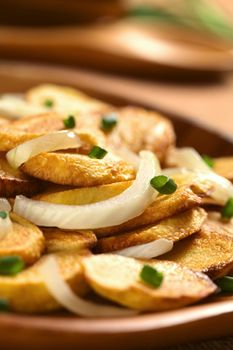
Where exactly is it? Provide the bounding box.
[34,181,131,204]
[0,213,45,265]
[10,112,64,133]
[0,155,43,197]
[82,254,216,311]
[21,152,135,186]
[96,208,207,253]
[96,184,204,237]
[161,229,233,279]
[0,130,43,152]
[26,84,109,115]
[213,157,233,182]
[0,250,90,313]
[203,211,233,236]
[42,227,97,253]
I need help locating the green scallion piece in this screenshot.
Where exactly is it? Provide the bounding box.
[88,146,107,159]
[0,211,8,219]
[101,113,118,131]
[202,154,214,168]
[0,298,9,312]
[63,115,76,129]
[44,99,54,108]
[150,175,177,194]
[140,264,163,288]
[221,198,233,219]
[0,256,25,276]
[216,276,233,293]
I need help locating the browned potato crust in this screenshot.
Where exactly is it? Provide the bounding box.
[213,157,233,182]
[0,250,90,313]
[0,155,43,197]
[161,229,233,279]
[42,227,97,253]
[0,213,45,265]
[21,152,135,186]
[95,185,203,237]
[82,254,217,312]
[203,211,233,236]
[96,208,206,253]
[0,130,43,152]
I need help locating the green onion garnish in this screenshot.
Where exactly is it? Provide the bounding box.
[150,175,177,194]
[88,146,107,159]
[63,115,76,129]
[0,211,8,219]
[216,276,233,292]
[140,264,163,288]
[44,99,54,108]
[101,113,118,131]
[0,298,9,312]
[0,256,25,276]
[221,198,233,219]
[202,154,214,168]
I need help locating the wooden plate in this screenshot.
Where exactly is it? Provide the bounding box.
[0,61,233,350]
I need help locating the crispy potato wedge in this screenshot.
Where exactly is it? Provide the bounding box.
[96,208,207,253]
[161,229,233,279]
[82,254,216,311]
[0,155,43,197]
[96,185,204,237]
[21,152,135,186]
[34,181,131,204]
[42,227,97,253]
[0,250,90,313]
[10,112,64,133]
[26,84,109,115]
[0,213,45,265]
[213,157,233,182]
[0,130,43,152]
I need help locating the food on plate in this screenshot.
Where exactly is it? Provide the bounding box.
[96,208,206,253]
[82,254,216,311]
[0,83,232,317]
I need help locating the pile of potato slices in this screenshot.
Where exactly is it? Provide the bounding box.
[0,84,233,317]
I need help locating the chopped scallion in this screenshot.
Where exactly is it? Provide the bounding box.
[140,264,163,288]
[216,276,233,292]
[202,154,214,168]
[88,146,107,159]
[63,115,76,129]
[221,198,233,219]
[44,99,54,108]
[101,113,118,131]
[0,256,25,276]
[0,211,8,219]
[150,175,177,194]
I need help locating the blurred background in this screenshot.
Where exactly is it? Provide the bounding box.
[0,0,232,137]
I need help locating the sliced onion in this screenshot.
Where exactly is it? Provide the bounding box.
[6,131,81,169]
[0,94,46,119]
[167,147,233,205]
[0,198,11,212]
[113,238,173,259]
[13,151,160,229]
[40,256,137,317]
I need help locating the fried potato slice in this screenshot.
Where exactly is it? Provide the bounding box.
[42,227,97,253]
[203,211,233,236]
[96,208,207,253]
[26,84,109,115]
[0,155,43,197]
[161,229,233,279]
[82,254,216,311]
[9,112,64,133]
[0,130,43,152]
[213,157,233,182]
[0,213,45,265]
[21,152,135,186]
[34,181,131,204]
[0,250,90,313]
[96,184,204,237]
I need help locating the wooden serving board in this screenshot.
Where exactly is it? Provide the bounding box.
[0,61,233,350]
